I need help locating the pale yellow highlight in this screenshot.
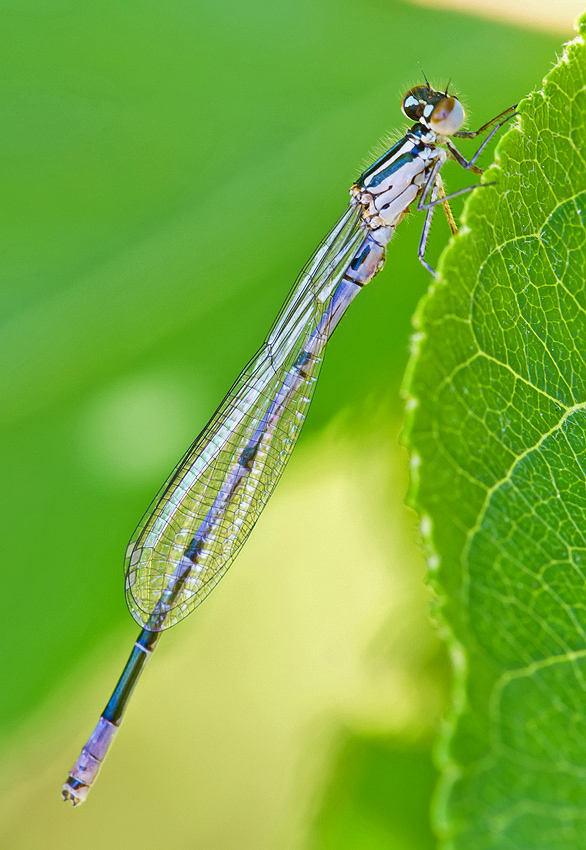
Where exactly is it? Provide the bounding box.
[0,426,443,850]
[406,0,583,33]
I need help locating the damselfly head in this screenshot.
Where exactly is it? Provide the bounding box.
[401,86,465,136]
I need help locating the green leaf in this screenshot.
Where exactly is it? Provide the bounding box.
[405,19,586,850]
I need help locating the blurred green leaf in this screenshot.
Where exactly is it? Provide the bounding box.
[312,735,438,850]
[405,19,586,850]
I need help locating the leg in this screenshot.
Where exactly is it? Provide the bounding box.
[418,157,496,212]
[417,158,443,211]
[436,174,458,236]
[447,109,518,173]
[417,172,458,277]
[418,188,439,278]
[453,103,517,140]
[416,171,494,276]
[419,180,496,212]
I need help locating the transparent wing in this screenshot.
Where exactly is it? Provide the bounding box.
[125,202,366,630]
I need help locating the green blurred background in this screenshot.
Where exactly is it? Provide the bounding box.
[0,1,570,847]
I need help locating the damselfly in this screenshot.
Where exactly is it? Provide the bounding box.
[62,82,516,805]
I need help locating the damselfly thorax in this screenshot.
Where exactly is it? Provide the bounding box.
[349,84,516,277]
[353,125,441,232]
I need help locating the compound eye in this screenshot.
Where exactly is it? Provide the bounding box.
[401,87,427,121]
[429,96,465,135]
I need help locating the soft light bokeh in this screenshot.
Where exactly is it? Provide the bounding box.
[408,0,583,32]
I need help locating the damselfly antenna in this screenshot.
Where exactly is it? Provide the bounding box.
[418,63,432,89]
